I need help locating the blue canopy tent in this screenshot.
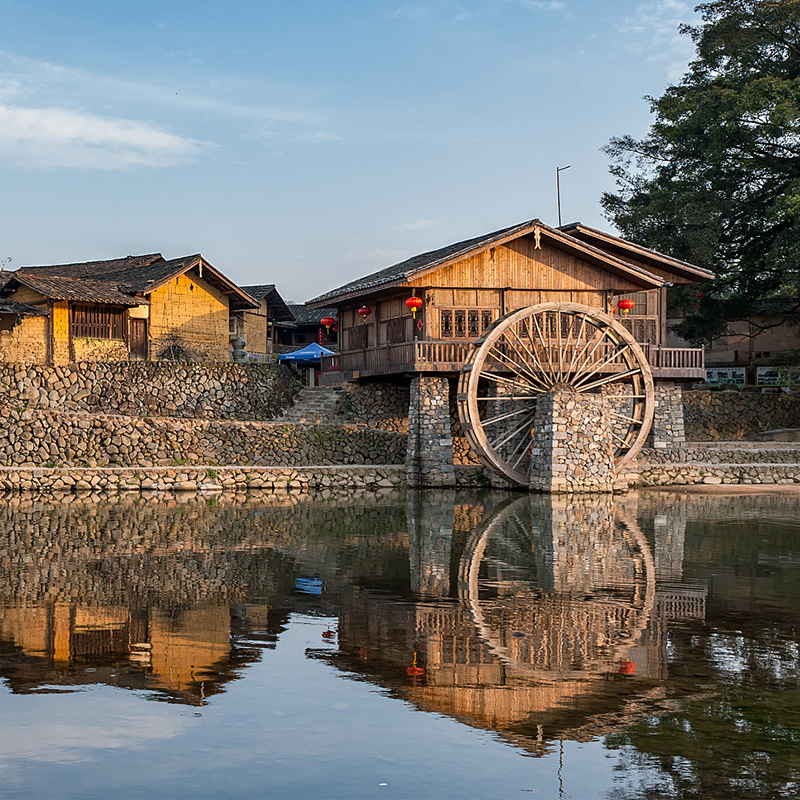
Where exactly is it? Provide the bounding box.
[278,342,334,363]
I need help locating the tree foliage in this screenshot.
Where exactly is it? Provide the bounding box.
[603,0,800,344]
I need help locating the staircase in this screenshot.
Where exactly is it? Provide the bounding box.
[281,386,348,424]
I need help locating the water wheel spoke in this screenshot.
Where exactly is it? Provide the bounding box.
[511,437,535,470]
[479,370,542,395]
[481,406,537,428]
[611,411,644,425]
[574,368,642,394]
[489,338,552,391]
[478,395,542,402]
[505,326,554,389]
[491,411,538,450]
[571,344,632,390]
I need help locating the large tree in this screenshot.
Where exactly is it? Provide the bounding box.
[603,0,800,345]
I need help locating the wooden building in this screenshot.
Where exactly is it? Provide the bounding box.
[308,219,713,383]
[0,253,257,364]
[236,284,295,358]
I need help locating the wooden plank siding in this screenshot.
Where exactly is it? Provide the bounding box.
[406,238,652,294]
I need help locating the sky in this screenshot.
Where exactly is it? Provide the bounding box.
[0,1,700,302]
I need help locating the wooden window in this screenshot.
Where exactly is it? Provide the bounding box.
[386,317,405,344]
[71,304,125,340]
[348,324,367,350]
[440,308,496,339]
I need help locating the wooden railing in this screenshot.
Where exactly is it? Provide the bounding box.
[321,341,705,375]
[647,346,705,370]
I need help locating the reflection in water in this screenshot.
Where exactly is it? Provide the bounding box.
[0,490,798,798]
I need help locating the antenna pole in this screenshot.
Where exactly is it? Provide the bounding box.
[556,165,571,227]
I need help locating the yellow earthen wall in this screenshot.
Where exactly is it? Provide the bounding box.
[52,300,70,364]
[73,337,128,362]
[0,286,50,364]
[148,273,230,362]
[243,301,269,355]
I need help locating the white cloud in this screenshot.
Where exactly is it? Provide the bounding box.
[504,0,566,11]
[622,1,697,81]
[396,218,437,230]
[0,104,208,169]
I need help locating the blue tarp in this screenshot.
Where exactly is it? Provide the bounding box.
[278,342,335,363]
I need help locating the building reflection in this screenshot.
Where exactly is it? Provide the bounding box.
[0,490,705,747]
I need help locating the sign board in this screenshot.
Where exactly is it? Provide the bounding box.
[756,366,800,386]
[705,367,746,385]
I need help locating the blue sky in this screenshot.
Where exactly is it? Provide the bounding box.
[0,1,698,301]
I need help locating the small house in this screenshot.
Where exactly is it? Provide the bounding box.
[0,253,257,364]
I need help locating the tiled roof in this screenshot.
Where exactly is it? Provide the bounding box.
[7,253,257,310]
[307,221,533,305]
[240,285,294,321]
[20,254,164,278]
[288,304,338,325]
[8,274,147,306]
[0,300,49,317]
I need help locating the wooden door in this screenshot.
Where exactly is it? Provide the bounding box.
[128,318,148,360]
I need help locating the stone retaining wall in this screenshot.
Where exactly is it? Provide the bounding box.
[632,462,800,486]
[0,464,489,495]
[0,361,298,420]
[684,388,800,440]
[0,407,406,468]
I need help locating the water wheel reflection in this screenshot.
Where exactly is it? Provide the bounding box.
[457,495,655,680]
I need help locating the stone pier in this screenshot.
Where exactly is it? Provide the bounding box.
[406,376,456,488]
[650,384,686,449]
[528,390,615,493]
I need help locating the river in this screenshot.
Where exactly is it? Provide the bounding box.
[0,488,798,799]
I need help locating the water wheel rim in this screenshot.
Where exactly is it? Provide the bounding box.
[457,302,655,486]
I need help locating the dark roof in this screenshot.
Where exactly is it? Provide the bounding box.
[4,274,147,306]
[240,285,294,321]
[6,253,258,310]
[288,304,338,325]
[0,300,49,317]
[308,221,533,305]
[18,253,164,278]
[306,219,676,306]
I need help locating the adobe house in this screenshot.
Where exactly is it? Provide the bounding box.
[308,219,714,489]
[236,284,295,359]
[0,253,257,364]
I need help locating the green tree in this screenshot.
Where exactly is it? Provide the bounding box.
[602,0,800,344]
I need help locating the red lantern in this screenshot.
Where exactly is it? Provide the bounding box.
[358,306,372,322]
[618,659,636,675]
[405,296,424,319]
[406,652,424,681]
[320,316,335,333]
[610,306,617,314]
[617,299,635,315]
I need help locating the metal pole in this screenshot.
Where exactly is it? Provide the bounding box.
[556,165,571,227]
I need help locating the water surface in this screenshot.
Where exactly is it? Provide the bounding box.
[0,489,798,799]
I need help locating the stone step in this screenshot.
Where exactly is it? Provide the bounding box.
[281,386,348,424]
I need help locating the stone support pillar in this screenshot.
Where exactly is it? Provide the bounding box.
[407,490,454,598]
[528,390,615,493]
[406,376,456,488]
[650,384,686,449]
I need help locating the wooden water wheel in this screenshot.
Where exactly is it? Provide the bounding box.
[457,302,654,486]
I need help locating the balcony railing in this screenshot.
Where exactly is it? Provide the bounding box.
[321,340,705,378]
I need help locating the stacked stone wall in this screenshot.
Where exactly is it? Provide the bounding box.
[338,382,410,432]
[0,361,299,419]
[684,388,800,440]
[0,407,406,468]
